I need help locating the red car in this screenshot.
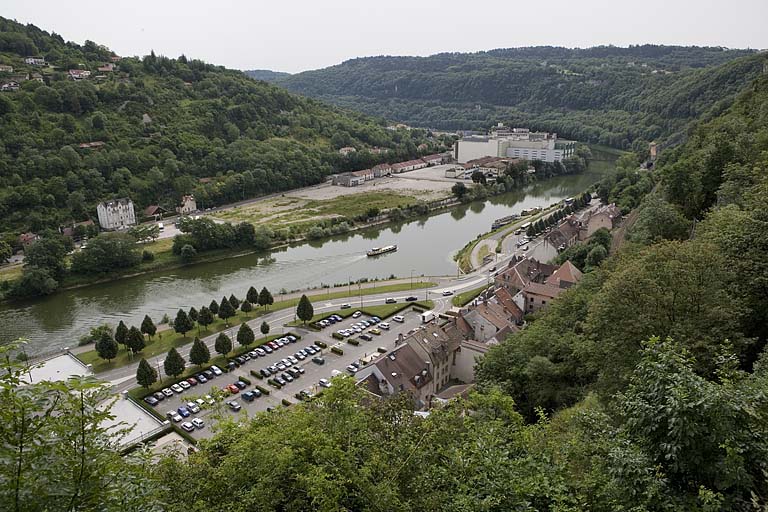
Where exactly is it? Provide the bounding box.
[186,377,198,386]
[226,384,240,394]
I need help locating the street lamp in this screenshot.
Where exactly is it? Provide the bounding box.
[410,269,414,290]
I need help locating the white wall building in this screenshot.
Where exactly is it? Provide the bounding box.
[455,132,576,164]
[176,195,197,215]
[97,198,136,230]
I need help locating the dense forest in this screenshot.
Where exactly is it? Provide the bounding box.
[0,17,443,236]
[272,46,766,151]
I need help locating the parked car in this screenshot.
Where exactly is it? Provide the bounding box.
[202,370,215,380]
[177,407,190,418]
[275,376,287,386]
[319,378,332,388]
[210,365,223,376]
[226,400,241,412]
[162,388,174,397]
[263,345,273,354]
[360,333,373,341]
[340,303,351,309]
[393,315,405,323]
[195,374,208,383]
[288,368,301,378]
[186,402,200,414]
[312,356,325,365]
[255,348,266,356]
[287,335,297,342]
[260,368,272,377]
[143,396,159,406]
[179,381,191,390]
[167,410,183,422]
[226,384,240,394]
[242,391,256,402]
[370,316,381,323]
[295,366,305,374]
[195,398,205,407]
[204,395,215,405]
[251,388,262,397]
[369,328,381,335]
[295,352,306,360]
[153,391,166,401]
[181,422,195,433]
[234,380,247,390]
[385,298,396,304]
[171,383,184,393]
[186,377,198,386]
[405,296,418,302]
[281,372,294,382]
[191,418,205,429]
[379,322,391,330]
[235,356,246,365]
[346,364,358,374]
[352,311,362,318]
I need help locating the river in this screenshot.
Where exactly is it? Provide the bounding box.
[0,154,616,354]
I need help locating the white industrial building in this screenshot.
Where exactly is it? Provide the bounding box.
[454,130,576,164]
[97,198,137,230]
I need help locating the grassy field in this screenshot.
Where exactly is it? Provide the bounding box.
[288,300,434,327]
[0,264,23,284]
[215,191,419,228]
[452,284,491,307]
[78,280,435,373]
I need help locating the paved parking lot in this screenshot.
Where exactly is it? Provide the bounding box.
[145,306,427,438]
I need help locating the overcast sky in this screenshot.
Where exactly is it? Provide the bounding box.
[5,0,767,73]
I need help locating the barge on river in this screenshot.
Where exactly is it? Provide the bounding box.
[366,245,397,257]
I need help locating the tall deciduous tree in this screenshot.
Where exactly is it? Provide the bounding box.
[218,296,235,326]
[296,294,314,324]
[115,320,129,348]
[237,323,255,347]
[95,330,118,362]
[260,321,270,340]
[136,358,158,388]
[246,286,259,304]
[258,287,274,310]
[163,348,185,378]
[189,337,210,367]
[198,306,214,332]
[126,326,146,354]
[215,332,232,357]
[173,309,194,338]
[140,315,157,340]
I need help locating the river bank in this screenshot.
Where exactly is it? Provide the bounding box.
[0,154,616,355]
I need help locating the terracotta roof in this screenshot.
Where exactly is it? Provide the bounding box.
[524,282,565,300]
[373,343,433,393]
[546,260,582,288]
[495,287,524,321]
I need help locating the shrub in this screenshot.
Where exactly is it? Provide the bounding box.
[331,332,344,341]
[331,346,344,355]
[315,341,328,349]
[281,399,292,406]
[142,250,155,262]
[347,339,360,346]
[238,375,252,386]
[377,347,388,354]
[255,384,270,395]
[267,379,281,389]
[250,370,263,380]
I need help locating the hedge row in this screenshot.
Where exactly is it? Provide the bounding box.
[267,379,282,389]
[250,369,263,380]
[347,339,360,346]
[255,384,270,395]
[238,375,252,386]
[331,332,345,340]
[281,399,292,407]
[315,341,328,349]
[331,346,344,355]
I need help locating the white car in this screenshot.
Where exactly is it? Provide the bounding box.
[170,383,184,393]
[162,388,174,397]
[204,394,215,405]
[186,402,200,414]
[378,322,390,330]
[392,315,405,323]
[352,311,362,318]
[167,410,182,423]
[442,290,454,296]
[191,418,205,429]
[179,381,191,390]
[319,378,332,388]
[181,422,195,432]
[210,365,223,376]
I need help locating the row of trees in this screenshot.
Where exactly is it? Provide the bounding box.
[525,192,592,238]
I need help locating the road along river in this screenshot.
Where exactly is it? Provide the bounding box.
[0,155,615,354]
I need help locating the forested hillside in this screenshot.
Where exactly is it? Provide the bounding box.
[275,45,765,150]
[0,18,435,234]
[243,69,291,82]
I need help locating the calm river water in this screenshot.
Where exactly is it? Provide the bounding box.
[1,155,616,354]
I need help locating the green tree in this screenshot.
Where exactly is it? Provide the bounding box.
[140,315,156,340]
[115,320,128,348]
[136,358,158,388]
[240,300,253,316]
[237,322,255,347]
[70,232,141,274]
[0,241,11,263]
[228,294,240,309]
[260,320,270,340]
[296,294,314,324]
[246,285,259,304]
[585,245,608,269]
[173,309,194,338]
[11,267,59,297]
[218,296,235,326]
[209,299,219,315]
[452,182,468,198]
[214,332,232,357]
[180,244,197,262]
[188,307,198,323]
[189,337,210,367]
[198,306,214,332]
[163,347,186,378]
[629,196,690,245]
[23,237,69,280]
[126,326,146,354]
[95,329,118,362]
[258,286,274,310]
